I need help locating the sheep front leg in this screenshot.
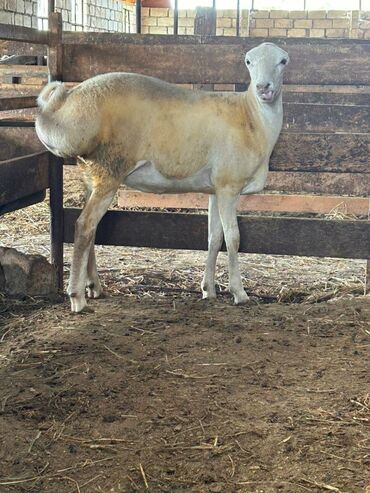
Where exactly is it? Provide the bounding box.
[201,195,224,300]
[67,184,118,313]
[216,191,248,305]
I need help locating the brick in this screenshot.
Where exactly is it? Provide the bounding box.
[178,17,194,27]
[150,8,169,17]
[359,20,370,29]
[307,10,326,19]
[287,28,307,37]
[363,29,370,38]
[294,19,312,28]
[249,28,268,36]
[157,17,173,26]
[23,14,31,26]
[214,84,234,91]
[289,11,307,19]
[327,10,349,19]
[268,27,287,36]
[16,0,24,13]
[332,19,350,28]
[220,9,236,17]
[216,28,224,35]
[0,11,14,23]
[217,17,232,28]
[250,10,270,19]
[223,27,237,36]
[6,0,17,11]
[14,13,24,25]
[178,9,187,18]
[326,28,346,37]
[310,28,325,37]
[274,19,293,28]
[313,19,333,28]
[269,10,289,18]
[255,18,273,28]
[177,26,187,34]
[148,26,167,34]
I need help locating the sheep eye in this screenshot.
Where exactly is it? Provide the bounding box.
[280,58,287,65]
[246,59,251,65]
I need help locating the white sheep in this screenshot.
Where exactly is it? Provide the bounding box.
[36,42,290,312]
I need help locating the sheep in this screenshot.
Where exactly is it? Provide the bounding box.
[36,42,290,313]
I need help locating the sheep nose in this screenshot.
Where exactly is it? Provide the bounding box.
[256,82,271,91]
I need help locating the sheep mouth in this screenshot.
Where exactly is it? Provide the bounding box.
[258,89,275,102]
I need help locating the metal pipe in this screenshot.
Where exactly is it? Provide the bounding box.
[236,0,240,36]
[174,0,178,35]
[136,0,141,34]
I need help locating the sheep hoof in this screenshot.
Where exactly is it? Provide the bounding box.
[69,293,88,313]
[233,291,249,306]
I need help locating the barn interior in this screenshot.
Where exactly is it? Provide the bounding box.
[0,1,369,492]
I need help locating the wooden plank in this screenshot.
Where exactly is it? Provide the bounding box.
[0,23,48,45]
[0,127,42,160]
[48,12,63,82]
[118,190,370,216]
[0,64,48,79]
[0,40,46,57]
[63,208,370,259]
[0,96,37,111]
[0,152,49,206]
[266,171,370,196]
[49,154,64,291]
[0,84,42,98]
[0,190,46,216]
[62,35,370,85]
[284,91,370,106]
[283,103,370,134]
[271,133,370,173]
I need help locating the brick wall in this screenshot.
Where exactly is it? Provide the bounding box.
[140,7,370,39]
[1,0,127,32]
[2,0,370,39]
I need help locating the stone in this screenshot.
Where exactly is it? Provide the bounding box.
[0,247,57,297]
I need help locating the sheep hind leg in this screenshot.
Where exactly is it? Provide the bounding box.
[86,239,103,299]
[67,180,119,313]
[201,195,224,300]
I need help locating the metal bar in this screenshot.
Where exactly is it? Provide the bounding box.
[236,0,240,36]
[213,0,216,7]
[174,0,179,35]
[136,0,141,34]
[49,153,64,291]
[0,120,35,127]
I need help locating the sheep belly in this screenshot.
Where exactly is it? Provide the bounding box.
[124,161,214,194]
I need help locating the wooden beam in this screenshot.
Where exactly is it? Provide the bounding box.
[0,152,49,207]
[48,12,63,82]
[61,35,370,85]
[49,153,64,291]
[0,23,48,45]
[0,190,46,216]
[63,208,370,260]
[0,40,46,57]
[0,127,43,160]
[266,171,370,196]
[0,64,47,79]
[118,190,370,216]
[0,96,37,111]
[271,133,370,174]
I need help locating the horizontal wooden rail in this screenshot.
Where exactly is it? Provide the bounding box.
[0,23,48,45]
[118,191,370,216]
[62,35,370,85]
[0,127,43,160]
[63,208,370,260]
[0,151,49,207]
[0,96,37,111]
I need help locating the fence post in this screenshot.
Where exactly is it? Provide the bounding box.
[47,11,64,291]
[48,12,63,82]
[193,7,216,91]
[366,260,370,295]
[49,154,64,291]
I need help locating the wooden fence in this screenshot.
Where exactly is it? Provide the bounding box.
[0,12,369,291]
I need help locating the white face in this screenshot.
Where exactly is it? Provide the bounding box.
[245,42,290,104]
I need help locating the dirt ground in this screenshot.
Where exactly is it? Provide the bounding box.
[0,169,369,493]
